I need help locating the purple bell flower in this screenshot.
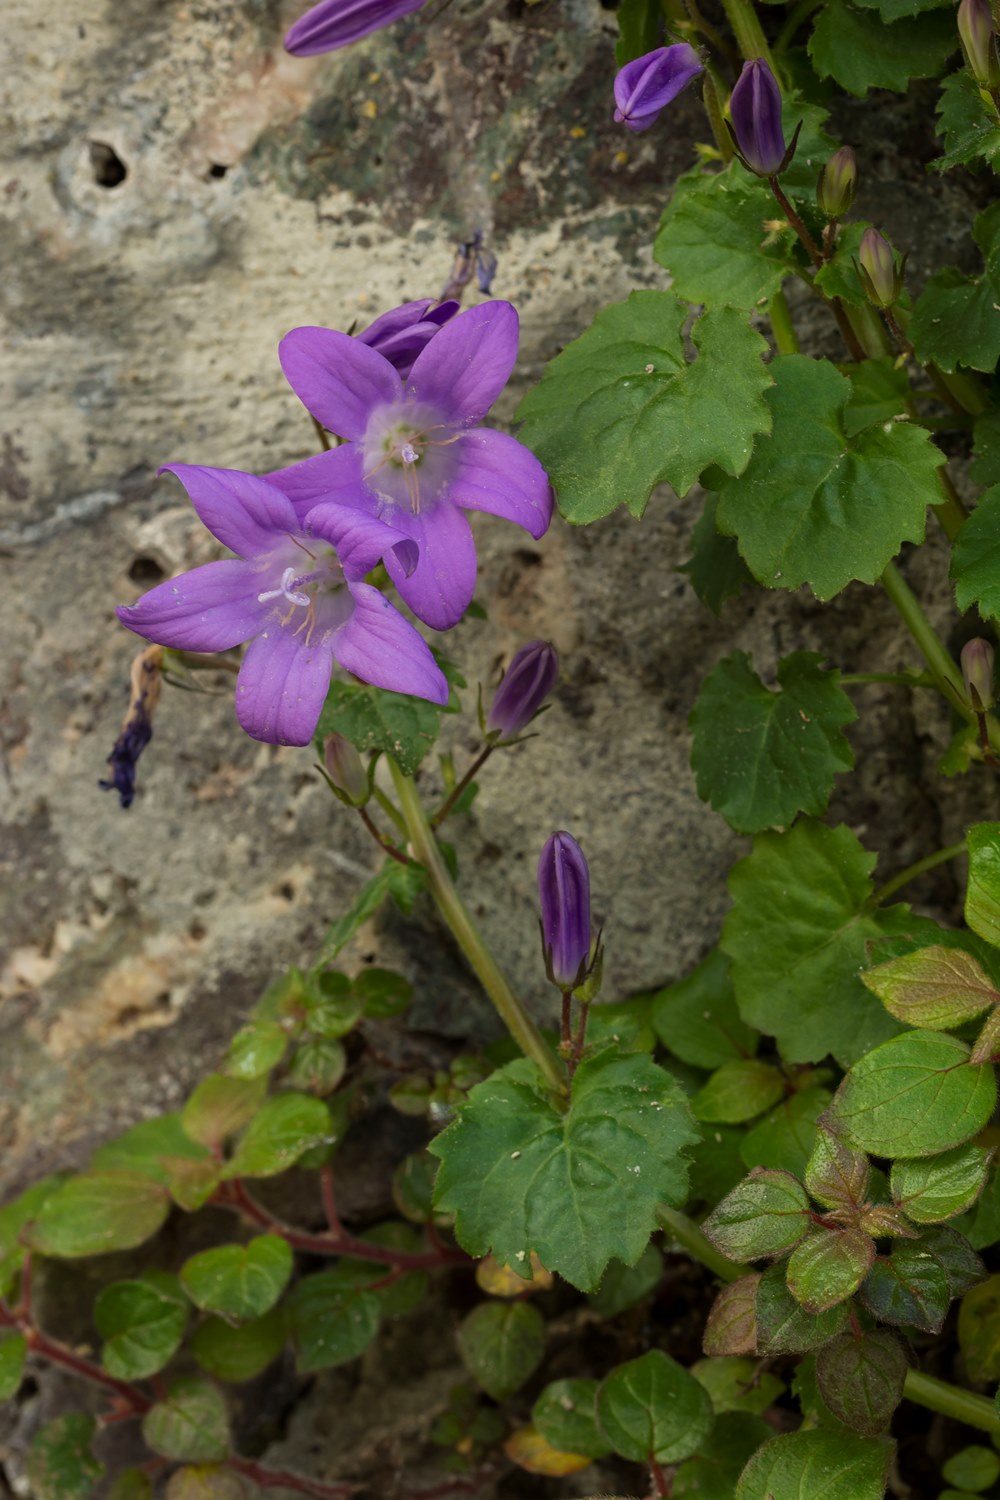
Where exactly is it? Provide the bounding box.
[486,641,559,740]
[285,0,426,56]
[539,831,592,992]
[356,299,459,380]
[613,44,703,133]
[267,300,554,632]
[729,58,786,176]
[117,466,448,747]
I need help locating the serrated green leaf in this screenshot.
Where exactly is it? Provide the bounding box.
[892,1145,992,1223]
[223,1094,334,1180]
[515,292,772,524]
[954,489,1000,624]
[96,1272,189,1380]
[190,1308,286,1383]
[316,680,439,777]
[971,408,1000,488]
[674,1411,772,1499]
[755,1262,851,1354]
[285,1274,381,1371]
[651,948,759,1069]
[736,1427,894,1499]
[843,355,914,435]
[967,823,1000,947]
[690,651,855,835]
[142,1379,230,1464]
[691,1356,784,1416]
[809,0,957,94]
[680,493,754,616]
[596,1349,714,1464]
[703,1168,810,1262]
[959,1273,1000,1379]
[815,1329,907,1437]
[587,1243,663,1318]
[787,1229,875,1313]
[430,1049,699,1291]
[703,1274,761,1356]
[182,1075,267,1152]
[722,819,912,1067]
[911,204,1000,373]
[24,1173,169,1258]
[180,1235,292,1323]
[935,71,1000,174]
[831,1030,997,1156]
[456,1300,545,1400]
[693,1059,785,1124]
[0,1329,27,1399]
[862,943,1000,1029]
[654,167,798,309]
[859,1242,951,1332]
[715,356,941,600]
[741,1089,832,1180]
[26,1414,104,1500]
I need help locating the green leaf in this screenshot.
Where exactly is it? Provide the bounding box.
[317,858,427,963]
[967,823,1000,948]
[703,1274,760,1357]
[954,489,1000,623]
[223,1094,334,1179]
[971,408,1000,488]
[959,1273,1000,1379]
[691,1356,784,1416]
[23,1172,169,1258]
[163,1158,222,1215]
[715,356,941,600]
[90,1114,210,1184]
[0,1178,62,1297]
[26,1414,104,1500]
[809,0,957,94]
[587,1244,664,1318]
[891,1145,992,1223]
[223,1020,289,1081]
[921,1224,985,1295]
[690,651,855,836]
[935,70,1000,173]
[651,948,759,1069]
[844,355,916,434]
[302,970,362,1038]
[285,1274,381,1371]
[693,1059,785,1124]
[142,1378,230,1464]
[680,494,753,615]
[182,1075,267,1152]
[190,1308,286,1383]
[287,1037,346,1095]
[722,819,912,1067]
[180,1235,292,1323]
[943,1445,1000,1491]
[456,1301,545,1400]
[911,204,1000,373]
[515,292,772,524]
[862,944,1000,1029]
[654,167,798,309]
[859,1242,951,1332]
[532,1378,611,1459]
[736,1428,894,1499]
[688,1122,749,1206]
[954,1159,1000,1249]
[430,1048,700,1291]
[316,680,439,776]
[615,0,658,63]
[95,1271,189,1379]
[786,1229,875,1313]
[0,1329,27,1399]
[814,223,881,310]
[674,1412,772,1500]
[830,1030,997,1157]
[108,1471,154,1500]
[164,1468,246,1500]
[741,1089,832,1181]
[814,1329,907,1437]
[702,1169,811,1262]
[755,1263,851,1354]
[353,967,412,1018]
[805,1127,870,1211]
[596,1349,714,1464]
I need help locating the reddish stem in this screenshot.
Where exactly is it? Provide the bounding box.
[649,1456,671,1498]
[320,1165,344,1235]
[358,807,410,865]
[430,744,495,828]
[229,1456,356,1498]
[0,1301,151,1413]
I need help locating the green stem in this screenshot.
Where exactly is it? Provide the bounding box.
[719,0,777,68]
[768,288,799,355]
[774,0,822,51]
[657,1207,745,1283]
[839,672,935,688]
[870,839,968,906]
[372,783,407,836]
[701,67,734,163]
[388,759,566,1096]
[880,562,967,714]
[431,743,495,828]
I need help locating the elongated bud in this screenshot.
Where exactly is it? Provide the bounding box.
[728,58,786,176]
[962,638,995,711]
[817,146,857,219]
[613,44,704,133]
[959,0,1000,86]
[856,227,903,308]
[486,641,559,740]
[323,733,369,806]
[539,832,592,992]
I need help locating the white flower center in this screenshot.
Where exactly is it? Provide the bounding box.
[362,400,460,513]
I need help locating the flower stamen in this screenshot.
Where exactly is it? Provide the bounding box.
[258,566,312,609]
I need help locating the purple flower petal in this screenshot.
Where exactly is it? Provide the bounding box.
[158,465,299,558]
[613,45,703,133]
[235,623,336,746]
[117,560,266,652]
[382,501,478,631]
[451,429,553,539]
[356,298,460,378]
[306,500,419,580]
[407,301,519,427]
[285,0,426,55]
[279,327,403,441]
[267,444,376,524]
[335,582,449,705]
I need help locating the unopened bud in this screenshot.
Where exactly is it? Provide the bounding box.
[962,638,995,712]
[613,44,704,134]
[817,146,857,219]
[856,227,903,308]
[323,733,369,806]
[959,0,1000,86]
[486,641,559,740]
[728,58,787,176]
[538,831,592,992]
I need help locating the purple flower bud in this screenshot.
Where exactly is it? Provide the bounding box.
[323,732,369,805]
[355,299,459,379]
[962,638,995,711]
[613,45,704,134]
[729,58,786,176]
[857,227,903,308]
[486,641,559,740]
[285,0,426,56]
[98,644,162,809]
[817,146,857,219]
[959,0,1000,86]
[539,831,592,992]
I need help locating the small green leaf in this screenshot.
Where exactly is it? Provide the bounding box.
[740,1089,832,1180]
[164,1157,222,1213]
[809,0,957,93]
[26,1414,104,1500]
[223,1094,334,1179]
[24,1173,169,1258]
[861,944,1000,1029]
[691,1356,784,1416]
[317,859,427,963]
[814,1329,907,1437]
[0,1329,27,1399]
[316,680,440,776]
[703,1275,760,1357]
[95,1272,189,1379]
[921,1224,985,1295]
[959,1273,1000,1379]
[651,948,759,1069]
[891,1145,993,1224]
[673,1412,772,1499]
[285,1274,381,1371]
[190,1308,286,1383]
[456,1301,545,1401]
[805,1127,870,1211]
[596,1349,714,1464]
[587,1244,663,1318]
[515,292,772,524]
[693,1059,785,1124]
[532,1378,610,1459]
[859,1243,951,1332]
[223,1021,288,1081]
[755,1263,851,1354]
[164,1468,246,1500]
[142,1378,230,1464]
[302,971,362,1038]
[287,1038,346,1095]
[182,1075,267,1151]
[786,1229,875,1313]
[680,494,753,615]
[934,70,1000,174]
[967,823,1000,947]
[353,967,412,1018]
[180,1235,292,1323]
[943,1445,1000,1491]
[830,1030,997,1157]
[690,651,856,836]
[735,1428,894,1499]
[0,1178,63,1297]
[702,1169,811,1262]
[89,1114,210,1184]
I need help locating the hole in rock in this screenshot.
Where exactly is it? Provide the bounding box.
[209,163,229,179]
[128,555,165,585]
[89,141,128,188]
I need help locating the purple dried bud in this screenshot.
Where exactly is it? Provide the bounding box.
[959,0,1000,86]
[729,58,786,176]
[817,146,857,219]
[613,44,704,134]
[355,299,459,379]
[486,641,559,740]
[99,644,162,809]
[539,831,592,992]
[962,638,995,711]
[323,732,369,805]
[285,0,426,55]
[857,227,903,308]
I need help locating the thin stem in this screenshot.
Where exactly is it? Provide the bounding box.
[871,840,968,906]
[358,806,409,865]
[388,759,567,1097]
[768,177,822,267]
[164,649,241,676]
[649,1457,671,1498]
[839,672,936,688]
[768,288,799,354]
[684,0,738,65]
[719,0,777,69]
[656,1208,745,1283]
[229,1457,355,1498]
[372,783,408,836]
[701,68,734,162]
[431,743,495,827]
[560,991,572,1054]
[0,1301,151,1411]
[880,562,968,715]
[903,1371,1000,1435]
[568,1001,591,1081]
[320,1165,343,1235]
